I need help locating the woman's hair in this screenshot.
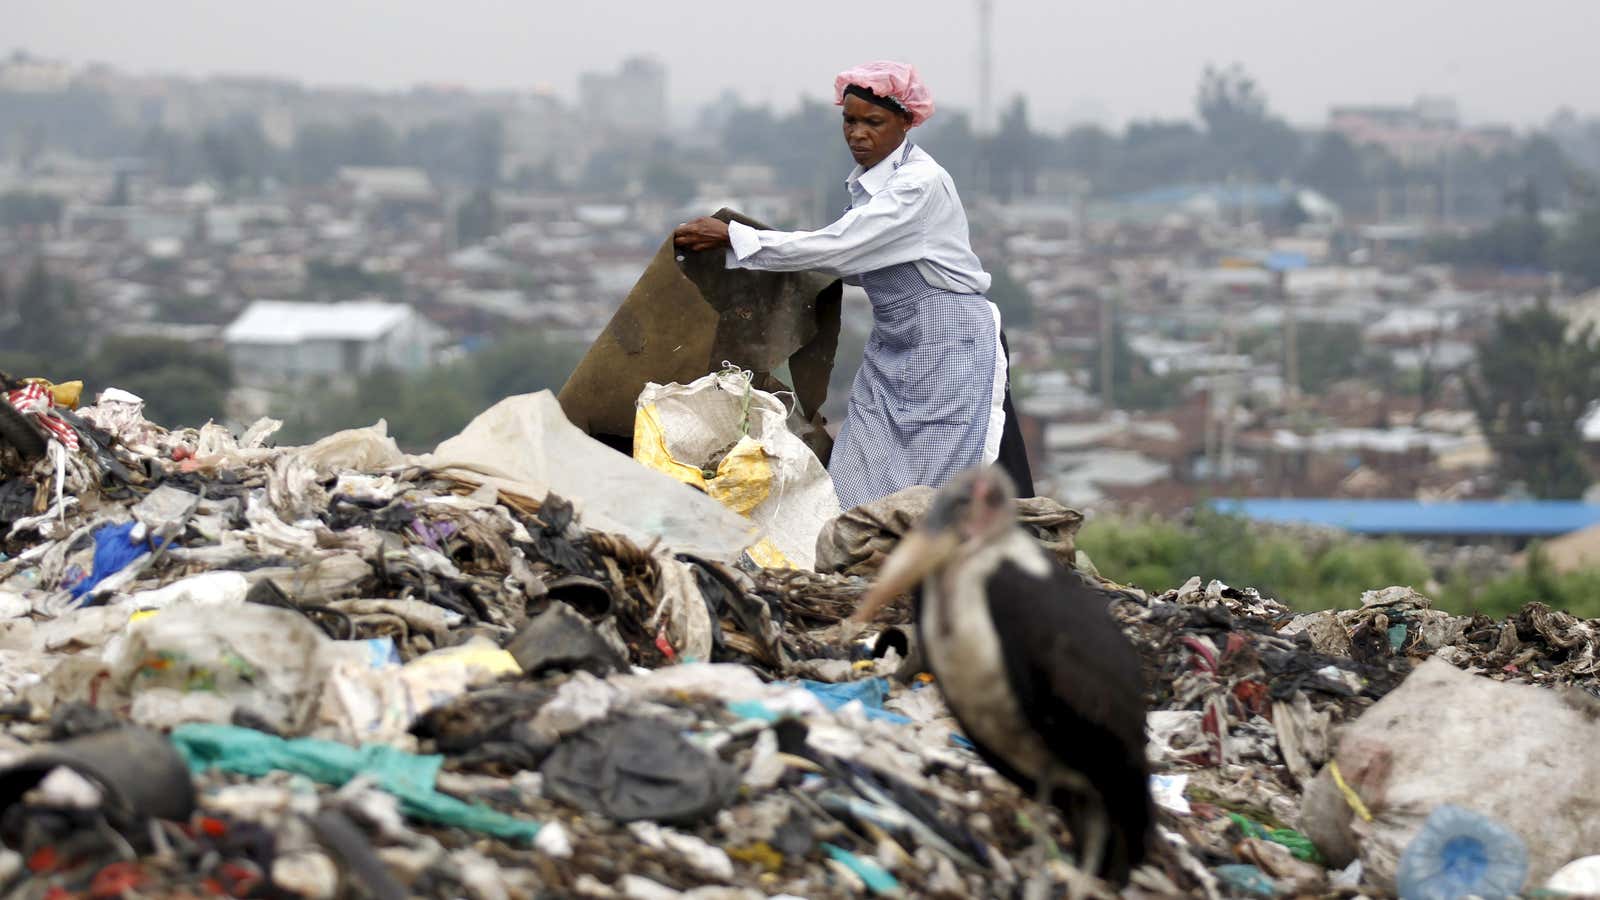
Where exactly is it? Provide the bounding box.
[842,83,911,120]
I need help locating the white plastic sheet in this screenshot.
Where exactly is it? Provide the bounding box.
[421,391,758,561]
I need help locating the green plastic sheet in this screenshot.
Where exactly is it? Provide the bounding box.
[1227,811,1323,863]
[171,723,540,842]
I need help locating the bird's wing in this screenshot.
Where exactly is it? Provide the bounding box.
[983,561,1149,771]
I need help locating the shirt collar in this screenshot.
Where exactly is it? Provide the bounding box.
[846,139,911,198]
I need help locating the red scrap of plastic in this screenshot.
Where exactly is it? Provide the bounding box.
[1223,632,1249,659]
[1232,679,1271,717]
[1180,636,1218,672]
[27,845,58,873]
[196,816,227,838]
[215,861,262,896]
[655,626,677,662]
[91,861,147,898]
[172,445,194,461]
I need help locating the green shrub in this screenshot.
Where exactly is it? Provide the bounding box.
[1080,512,1600,616]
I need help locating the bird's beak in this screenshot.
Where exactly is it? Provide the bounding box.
[849,527,960,626]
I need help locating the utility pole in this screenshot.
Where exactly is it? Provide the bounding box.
[1099,288,1115,410]
[1219,311,1238,480]
[977,0,994,136]
[1280,270,1298,415]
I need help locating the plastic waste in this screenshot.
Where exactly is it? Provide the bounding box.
[68,521,150,601]
[109,601,334,734]
[170,723,541,841]
[1150,773,1191,814]
[419,391,759,561]
[1227,811,1323,863]
[790,678,913,725]
[635,368,840,569]
[821,844,901,895]
[1214,863,1278,897]
[1301,659,1600,889]
[1547,856,1600,895]
[506,602,626,676]
[540,716,740,824]
[1396,805,1529,900]
[0,728,195,830]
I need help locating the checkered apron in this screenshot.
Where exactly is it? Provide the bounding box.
[828,261,999,509]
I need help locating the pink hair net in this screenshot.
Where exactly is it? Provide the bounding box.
[834,61,935,127]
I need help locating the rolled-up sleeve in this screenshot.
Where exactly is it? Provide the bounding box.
[723,182,929,277]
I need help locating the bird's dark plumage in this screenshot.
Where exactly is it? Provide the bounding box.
[978,563,1151,882]
[857,468,1152,884]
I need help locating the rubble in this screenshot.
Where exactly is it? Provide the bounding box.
[0,383,1596,897]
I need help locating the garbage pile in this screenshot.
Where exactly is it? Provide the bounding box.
[0,381,1598,898]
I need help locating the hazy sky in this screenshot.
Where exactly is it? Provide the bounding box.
[11,0,1597,130]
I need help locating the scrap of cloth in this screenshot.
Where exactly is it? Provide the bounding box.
[834,60,936,127]
[7,382,78,451]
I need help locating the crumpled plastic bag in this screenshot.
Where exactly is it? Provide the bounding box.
[1299,658,1600,892]
[635,369,840,570]
[814,483,1084,575]
[107,602,335,735]
[540,716,740,824]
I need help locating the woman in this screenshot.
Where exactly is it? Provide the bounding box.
[674,60,1033,509]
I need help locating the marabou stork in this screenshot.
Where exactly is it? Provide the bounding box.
[849,467,1152,884]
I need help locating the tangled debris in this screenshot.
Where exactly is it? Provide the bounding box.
[0,384,1597,898]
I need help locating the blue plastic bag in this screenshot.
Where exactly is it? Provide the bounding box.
[1396,805,1528,900]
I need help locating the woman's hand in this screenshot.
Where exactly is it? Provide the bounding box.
[673,216,731,252]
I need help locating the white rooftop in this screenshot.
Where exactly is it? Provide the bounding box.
[224,300,413,345]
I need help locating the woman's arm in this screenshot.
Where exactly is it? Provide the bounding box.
[673,182,931,277]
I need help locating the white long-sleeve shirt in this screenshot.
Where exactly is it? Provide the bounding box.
[724,141,992,295]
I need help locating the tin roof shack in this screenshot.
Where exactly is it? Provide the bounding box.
[223,300,445,382]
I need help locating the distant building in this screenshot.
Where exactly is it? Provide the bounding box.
[0,51,75,93]
[1328,97,1515,165]
[223,300,445,381]
[578,57,667,135]
[336,167,435,205]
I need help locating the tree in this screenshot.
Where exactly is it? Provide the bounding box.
[987,97,1040,201]
[1299,132,1365,196]
[987,265,1034,328]
[455,188,499,247]
[0,191,63,229]
[465,113,504,188]
[1425,216,1550,269]
[200,116,278,193]
[2,259,86,359]
[1195,64,1303,180]
[87,336,234,427]
[1550,205,1600,289]
[1292,322,1394,394]
[1466,303,1600,499]
[643,161,698,206]
[1058,124,1116,186]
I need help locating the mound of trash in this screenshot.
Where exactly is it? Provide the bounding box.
[0,383,1598,898]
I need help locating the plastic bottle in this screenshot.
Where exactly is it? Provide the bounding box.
[1396,805,1529,900]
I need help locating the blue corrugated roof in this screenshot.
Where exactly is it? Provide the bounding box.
[1208,499,1600,537]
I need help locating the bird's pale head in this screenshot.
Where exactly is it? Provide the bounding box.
[850,467,1019,625]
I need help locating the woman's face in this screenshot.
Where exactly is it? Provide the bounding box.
[842,95,911,169]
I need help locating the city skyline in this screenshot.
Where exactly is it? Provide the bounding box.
[9,0,1599,131]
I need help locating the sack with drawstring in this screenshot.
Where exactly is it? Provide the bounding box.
[634,368,839,570]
